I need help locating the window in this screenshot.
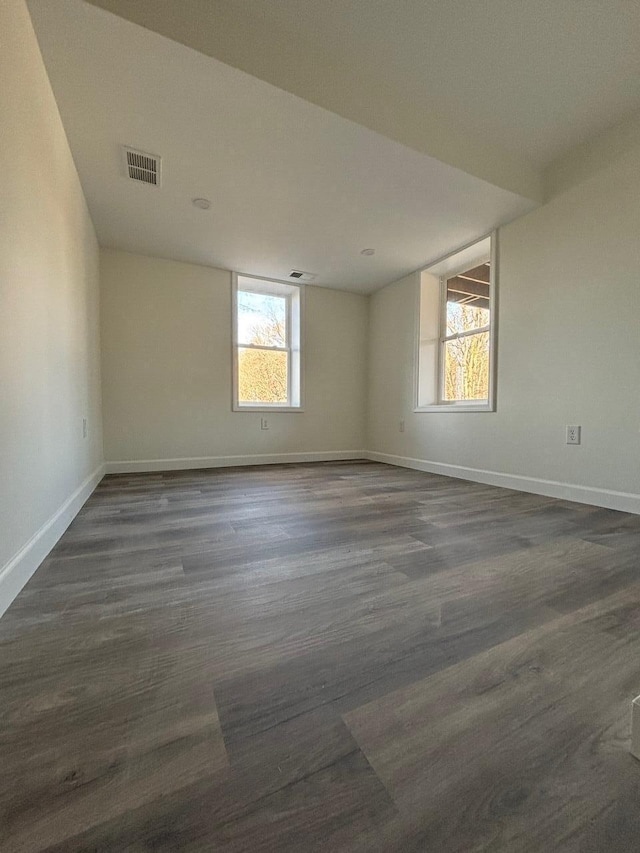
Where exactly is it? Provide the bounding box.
[232,274,303,411]
[416,233,496,412]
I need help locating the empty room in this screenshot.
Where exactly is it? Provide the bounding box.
[3,0,640,850]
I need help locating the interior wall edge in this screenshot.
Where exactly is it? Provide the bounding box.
[365,451,640,516]
[0,463,106,620]
[544,106,640,200]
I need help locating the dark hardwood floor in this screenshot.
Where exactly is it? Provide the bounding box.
[2,460,640,852]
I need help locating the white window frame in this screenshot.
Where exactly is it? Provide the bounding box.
[415,232,497,413]
[232,273,304,412]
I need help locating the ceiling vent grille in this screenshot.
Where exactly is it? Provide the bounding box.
[288,270,317,282]
[122,146,161,187]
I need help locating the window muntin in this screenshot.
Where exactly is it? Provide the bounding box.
[416,234,496,412]
[233,275,302,410]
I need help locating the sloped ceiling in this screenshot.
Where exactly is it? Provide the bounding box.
[28,0,538,292]
[29,1,640,291]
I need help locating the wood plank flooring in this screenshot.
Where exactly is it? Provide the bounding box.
[1,460,640,851]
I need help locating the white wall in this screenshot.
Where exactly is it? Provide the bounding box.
[0,0,103,612]
[100,249,368,467]
[368,139,640,510]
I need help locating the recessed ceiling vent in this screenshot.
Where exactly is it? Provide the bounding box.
[288,270,317,282]
[122,146,161,187]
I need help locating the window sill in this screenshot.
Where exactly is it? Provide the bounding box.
[233,405,304,413]
[414,403,494,413]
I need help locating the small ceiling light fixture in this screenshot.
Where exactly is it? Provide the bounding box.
[360,248,375,256]
[192,197,211,210]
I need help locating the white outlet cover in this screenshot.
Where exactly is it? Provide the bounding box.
[566,425,581,445]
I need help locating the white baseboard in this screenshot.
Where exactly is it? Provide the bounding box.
[365,451,640,515]
[105,450,367,475]
[0,463,105,620]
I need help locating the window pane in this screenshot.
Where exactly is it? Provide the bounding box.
[443,331,489,401]
[237,290,286,347]
[446,262,490,336]
[238,347,288,404]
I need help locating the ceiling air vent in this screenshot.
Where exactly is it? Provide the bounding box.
[288,270,317,282]
[122,146,161,187]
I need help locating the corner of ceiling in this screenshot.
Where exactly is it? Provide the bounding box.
[543,107,640,201]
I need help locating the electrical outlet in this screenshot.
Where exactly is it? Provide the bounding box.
[399,420,405,433]
[82,417,88,439]
[260,417,269,431]
[566,425,581,445]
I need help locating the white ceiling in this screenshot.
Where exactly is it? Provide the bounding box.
[27,0,537,294]
[83,0,640,176]
[231,0,640,168]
